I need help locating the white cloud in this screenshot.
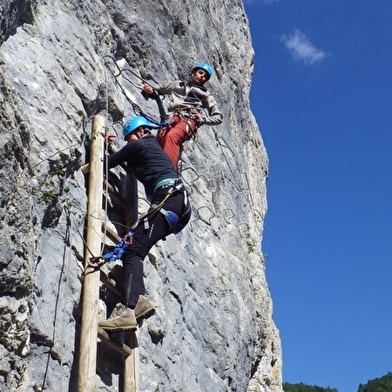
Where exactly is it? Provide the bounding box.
[281,29,327,65]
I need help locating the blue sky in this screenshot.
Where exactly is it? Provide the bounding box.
[242,1,392,391]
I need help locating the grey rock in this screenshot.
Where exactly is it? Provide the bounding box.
[0,0,282,391]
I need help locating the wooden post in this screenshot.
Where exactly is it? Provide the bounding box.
[124,171,139,391]
[125,171,138,229]
[124,332,139,391]
[77,115,105,391]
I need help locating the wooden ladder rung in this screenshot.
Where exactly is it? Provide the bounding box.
[82,163,131,213]
[98,328,135,357]
[102,223,121,243]
[105,181,132,213]
[100,270,122,297]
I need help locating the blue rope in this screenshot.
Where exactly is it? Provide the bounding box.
[102,231,134,262]
[140,112,168,128]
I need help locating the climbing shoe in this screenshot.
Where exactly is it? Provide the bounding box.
[98,303,137,332]
[134,295,155,322]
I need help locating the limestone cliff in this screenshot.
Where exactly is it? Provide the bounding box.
[0,0,282,391]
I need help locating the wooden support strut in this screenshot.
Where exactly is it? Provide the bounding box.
[124,170,139,390]
[77,115,105,391]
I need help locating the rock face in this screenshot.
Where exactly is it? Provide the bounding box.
[0,1,282,391]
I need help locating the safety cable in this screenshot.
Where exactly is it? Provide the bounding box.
[57,208,73,390]
[31,140,84,170]
[39,207,72,391]
[100,62,111,256]
[103,55,168,127]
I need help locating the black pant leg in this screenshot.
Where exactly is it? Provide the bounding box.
[122,207,169,308]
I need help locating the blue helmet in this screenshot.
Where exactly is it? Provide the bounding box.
[123,116,154,139]
[192,62,213,80]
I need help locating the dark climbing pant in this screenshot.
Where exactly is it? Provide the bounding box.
[121,189,191,308]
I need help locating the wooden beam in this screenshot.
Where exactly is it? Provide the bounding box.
[82,148,132,213]
[123,332,139,391]
[124,171,139,391]
[99,270,122,298]
[81,163,90,174]
[101,222,121,243]
[97,328,134,357]
[105,180,132,213]
[77,115,105,391]
[125,171,138,230]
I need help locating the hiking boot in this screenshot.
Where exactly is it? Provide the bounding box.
[98,303,137,332]
[134,295,156,322]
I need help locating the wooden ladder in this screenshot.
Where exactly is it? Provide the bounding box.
[77,115,140,392]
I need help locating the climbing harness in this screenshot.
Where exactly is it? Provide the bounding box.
[145,178,190,234]
[88,179,189,268]
[157,109,200,142]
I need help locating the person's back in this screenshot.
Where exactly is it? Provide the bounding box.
[108,133,178,199]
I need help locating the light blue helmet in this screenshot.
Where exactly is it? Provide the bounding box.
[123,116,154,139]
[192,62,213,80]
